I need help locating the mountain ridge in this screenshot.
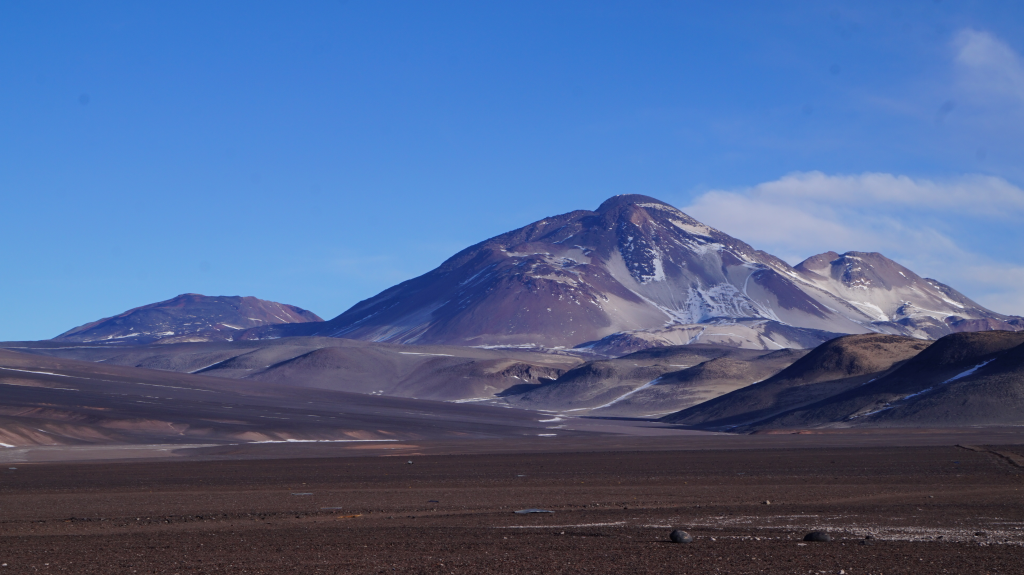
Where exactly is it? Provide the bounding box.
[237,195,1020,350]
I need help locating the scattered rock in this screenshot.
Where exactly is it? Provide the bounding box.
[669,530,693,543]
[975,531,988,537]
[762,500,771,505]
[804,531,831,542]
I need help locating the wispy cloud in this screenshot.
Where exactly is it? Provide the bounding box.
[729,171,1024,218]
[682,171,1024,316]
[953,29,1024,106]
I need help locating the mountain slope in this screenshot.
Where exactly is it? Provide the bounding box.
[13,337,582,401]
[241,195,1018,350]
[0,349,555,447]
[660,334,932,429]
[795,251,1023,339]
[747,331,1024,430]
[857,338,1024,427]
[55,294,322,344]
[585,348,807,417]
[500,345,806,417]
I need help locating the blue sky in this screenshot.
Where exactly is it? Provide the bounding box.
[3,1,1024,340]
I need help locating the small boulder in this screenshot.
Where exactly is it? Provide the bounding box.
[670,530,693,543]
[804,531,831,542]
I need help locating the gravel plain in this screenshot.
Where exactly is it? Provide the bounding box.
[1,440,1023,574]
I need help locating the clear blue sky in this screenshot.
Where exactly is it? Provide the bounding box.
[3,1,1024,340]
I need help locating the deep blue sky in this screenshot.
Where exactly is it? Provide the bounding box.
[3,1,1024,340]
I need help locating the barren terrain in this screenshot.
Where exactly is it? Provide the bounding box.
[2,436,1024,574]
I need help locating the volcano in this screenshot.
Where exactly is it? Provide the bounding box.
[242,195,1020,350]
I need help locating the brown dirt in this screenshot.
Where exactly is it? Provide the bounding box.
[2,440,1024,574]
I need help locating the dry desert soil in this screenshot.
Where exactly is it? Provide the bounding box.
[2,434,1024,574]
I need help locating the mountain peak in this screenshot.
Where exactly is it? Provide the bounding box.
[243,199,1020,350]
[55,294,322,343]
[596,194,677,213]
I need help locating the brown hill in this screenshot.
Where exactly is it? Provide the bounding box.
[660,334,932,429]
[749,331,1024,430]
[502,345,805,416]
[586,348,808,417]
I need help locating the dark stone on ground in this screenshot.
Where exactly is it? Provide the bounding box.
[670,530,693,543]
[804,531,831,542]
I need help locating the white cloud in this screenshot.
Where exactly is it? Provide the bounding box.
[962,264,1024,316]
[953,29,1024,105]
[682,171,1024,316]
[740,171,1024,217]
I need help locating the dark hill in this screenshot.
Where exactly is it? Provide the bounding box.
[748,331,1024,430]
[660,334,931,429]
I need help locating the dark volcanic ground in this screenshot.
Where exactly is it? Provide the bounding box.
[2,441,1024,574]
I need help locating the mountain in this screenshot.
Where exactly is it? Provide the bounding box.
[660,334,932,429]
[241,194,1020,350]
[742,331,1024,430]
[794,251,1023,339]
[54,294,322,344]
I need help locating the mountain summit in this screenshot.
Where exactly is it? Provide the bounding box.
[55,294,322,344]
[245,195,1020,349]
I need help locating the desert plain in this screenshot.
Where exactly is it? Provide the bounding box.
[1,432,1023,574]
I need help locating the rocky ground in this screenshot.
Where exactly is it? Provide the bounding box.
[1,440,1023,574]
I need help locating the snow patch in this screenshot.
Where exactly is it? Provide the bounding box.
[849,359,996,420]
[942,359,995,384]
[848,301,889,322]
[593,376,664,409]
[670,219,713,237]
[251,439,400,444]
[0,368,73,378]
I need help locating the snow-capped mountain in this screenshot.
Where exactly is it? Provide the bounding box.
[55,294,322,344]
[243,195,1020,350]
[794,251,1021,338]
